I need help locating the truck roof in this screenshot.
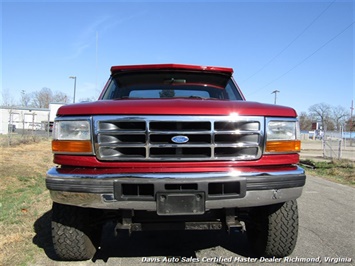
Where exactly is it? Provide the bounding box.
[110,64,234,75]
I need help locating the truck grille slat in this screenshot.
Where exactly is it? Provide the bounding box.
[99,134,146,144]
[94,116,263,161]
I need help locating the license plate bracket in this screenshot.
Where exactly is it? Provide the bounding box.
[156,192,205,216]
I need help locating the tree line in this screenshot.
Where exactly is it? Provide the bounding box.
[299,103,353,132]
[19,88,70,108]
[2,88,97,108]
[2,89,353,132]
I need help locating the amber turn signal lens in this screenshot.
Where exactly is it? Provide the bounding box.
[265,140,301,153]
[52,140,93,153]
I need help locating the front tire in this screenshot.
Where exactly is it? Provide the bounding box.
[51,202,102,261]
[246,200,299,258]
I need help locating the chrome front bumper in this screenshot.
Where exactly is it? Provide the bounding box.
[46,166,306,210]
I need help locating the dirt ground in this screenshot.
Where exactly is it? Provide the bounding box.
[300,140,354,161]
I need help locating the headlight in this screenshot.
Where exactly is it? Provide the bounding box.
[267,121,298,140]
[265,119,301,153]
[52,120,93,154]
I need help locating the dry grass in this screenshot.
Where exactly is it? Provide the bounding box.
[304,159,355,187]
[0,140,54,266]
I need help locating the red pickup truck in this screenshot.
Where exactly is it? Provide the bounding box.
[46,64,305,261]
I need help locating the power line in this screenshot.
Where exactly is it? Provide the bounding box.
[249,20,354,95]
[242,0,336,83]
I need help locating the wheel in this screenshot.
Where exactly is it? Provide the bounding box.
[246,200,299,258]
[51,202,102,261]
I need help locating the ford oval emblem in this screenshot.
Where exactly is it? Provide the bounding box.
[171,135,189,144]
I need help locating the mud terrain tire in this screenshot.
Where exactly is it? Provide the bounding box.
[246,200,299,258]
[51,202,102,261]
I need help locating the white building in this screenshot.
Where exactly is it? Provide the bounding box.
[0,106,50,134]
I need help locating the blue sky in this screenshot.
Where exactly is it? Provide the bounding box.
[1,0,354,114]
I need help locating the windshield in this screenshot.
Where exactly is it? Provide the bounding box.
[101,71,243,100]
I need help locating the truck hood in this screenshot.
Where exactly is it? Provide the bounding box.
[57,99,297,117]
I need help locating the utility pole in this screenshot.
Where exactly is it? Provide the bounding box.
[69,76,77,103]
[271,90,280,104]
[350,100,354,146]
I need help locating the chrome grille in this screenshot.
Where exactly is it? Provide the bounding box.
[94,116,264,161]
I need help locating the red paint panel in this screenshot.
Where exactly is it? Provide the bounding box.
[57,99,297,117]
[110,64,234,75]
[53,154,300,172]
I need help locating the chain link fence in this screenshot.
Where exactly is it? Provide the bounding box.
[322,131,354,160]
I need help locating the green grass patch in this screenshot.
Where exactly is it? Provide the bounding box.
[0,175,46,225]
[301,159,355,186]
[0,174,49,266]
[0,140,53,266]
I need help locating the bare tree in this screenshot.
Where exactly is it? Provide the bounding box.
[308,103,332,132]
[1,88,15,106]
[32,87,53,108]
[331,105,349,131]
[20,90,32,107]
[159,89,175,98]
[53,91,70,103]
[345,117,354,131]
[298,112,312,131]
[31,88,70,108]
